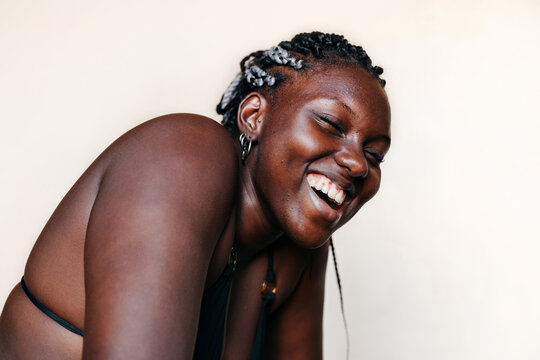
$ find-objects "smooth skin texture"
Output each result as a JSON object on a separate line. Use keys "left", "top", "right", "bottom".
{"left": 0, "top": 64, "right": 390, "bottom": 359}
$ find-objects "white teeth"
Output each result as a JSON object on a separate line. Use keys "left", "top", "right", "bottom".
{"left": 327, "top": 187, "right": 345, "bottom": 206}
{"left": 306, "top": 173, "right": 347, "bottom": 206}
{"left": 321, "top": 184, "right": 329, "bottom": 194}
{"left": 335, "top": 191, "right": 345, "bottom": 205}
{"left": 328, "top": 186, "right": 338, "bottom": 199}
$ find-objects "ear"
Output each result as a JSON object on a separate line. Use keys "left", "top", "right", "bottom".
{"left": 236, "top": 92, "right": 267, "bottom": 141}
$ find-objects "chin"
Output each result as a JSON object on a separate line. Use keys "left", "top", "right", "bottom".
{"left": 284, "top": 226, "right": 332, "bottom": 249}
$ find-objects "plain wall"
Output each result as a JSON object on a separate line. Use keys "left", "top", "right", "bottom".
{"left": 1, "top": 0, "right": 539, "bottom": 359}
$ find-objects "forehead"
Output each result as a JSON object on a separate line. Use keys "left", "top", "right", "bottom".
{"left": 274, "top": 64, "right": 390, "bottom": 130}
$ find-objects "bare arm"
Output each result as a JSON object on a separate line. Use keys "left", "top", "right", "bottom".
{"left": 82, "top": 115, "right": 237, "bottom": 359}
{"left": 263, "top": 242, "right": 329, "bottom": 360}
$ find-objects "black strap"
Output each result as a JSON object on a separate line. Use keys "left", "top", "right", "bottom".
{"left": 250, "top": 248, "right": 276, "bottom": 360}
{"left": 20, "top": 276, "right": 84, "bottom": 336}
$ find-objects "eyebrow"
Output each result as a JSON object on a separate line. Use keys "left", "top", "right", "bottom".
{"left": 371, "top": 134, "right": 391, "bottom": 144}
{"left": 323, "top": 98, "right": 391, "bottom": 144}
{"left": 325, "top": 97, "right": 354, "bottom": 115}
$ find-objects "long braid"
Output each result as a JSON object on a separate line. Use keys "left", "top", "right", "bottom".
{"left": 217, "top": 31, "right": 385, "bottom": 137}
{"left": 330, "top": 238, "right": 350, "bottom": 360}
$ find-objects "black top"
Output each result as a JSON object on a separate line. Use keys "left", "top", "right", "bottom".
{"left": 20, "top": 246, "right": 275, "bottom": 360}
{"left": 193, "top": 246, "right": 237, "bottom": 359}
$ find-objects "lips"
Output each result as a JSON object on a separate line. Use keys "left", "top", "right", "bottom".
{"left": 306, "top": 173, "right": 346, "bottom": 206}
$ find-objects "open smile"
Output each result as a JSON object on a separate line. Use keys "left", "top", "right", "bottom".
{"left": 305, "top": 172, "right": 348, "bottom": 223}
{"left": 307, "top": 173, "right": 346, "bottom": 206}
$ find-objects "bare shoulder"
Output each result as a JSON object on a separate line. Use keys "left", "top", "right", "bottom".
{"left": 99, "top": 113, "right": 238, "bottom": 199}
{"left": 107, "top": 113, "right": 237, "bottom": 172}
{"left": 93, "top": 112, "right": 239, "bottom": 246}
{"left": 138, "top": 113, "right": 235, "bottom": 148}
{"left": 81, "top": 115, "right": 240, "bottom": 358}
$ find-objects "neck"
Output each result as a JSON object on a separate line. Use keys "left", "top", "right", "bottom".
{"left": 234, "top": 159, "right": 283, "bottom": 266}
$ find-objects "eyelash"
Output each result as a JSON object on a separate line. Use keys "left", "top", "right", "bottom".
{"left": 365, "top": 151, "right": 385, "bottom": 164}
{"left": 315, "top": 113, "right": 385, "bottom": 164}
{"left": 317, "top": 114, "right": 343, "bottom": 134}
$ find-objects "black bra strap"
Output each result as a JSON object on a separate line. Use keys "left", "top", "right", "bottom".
{"left": 20, "top": 276, "right": 84, "bottom": 336}
{"left": 250, "top": 248, "right": 276, "bottom": 360}
{"left": 266, "top": 247, "right": 275, "bottom": 281}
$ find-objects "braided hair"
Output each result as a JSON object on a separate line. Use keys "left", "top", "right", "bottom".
{"left": 217, "top": 32, "right": 385, "bottom": 359}
{"left": 216, "top": 31, "right": 386, "bottom": 137}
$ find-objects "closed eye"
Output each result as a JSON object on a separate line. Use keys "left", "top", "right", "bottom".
{"left": 365, "top": 151, "right": 385, "bottom": 164}
{"left": 316, "top": 113, "right": 344, "bottom": 134}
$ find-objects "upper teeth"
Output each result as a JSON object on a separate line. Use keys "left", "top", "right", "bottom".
{"left": 306, "top": 173, "right": 346, "bottom": 206}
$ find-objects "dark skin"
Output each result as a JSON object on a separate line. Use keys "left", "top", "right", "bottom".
{"left": 0, "top": 64, "right": 390, "bottom": 359}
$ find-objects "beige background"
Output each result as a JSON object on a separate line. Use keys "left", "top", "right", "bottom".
{"left": 1, "top": 0, "right": 539, "bottom": 359}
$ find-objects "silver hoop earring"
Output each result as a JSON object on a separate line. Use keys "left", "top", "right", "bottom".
{"left": 239, "top": 132, "right": 252, "bottom": 163}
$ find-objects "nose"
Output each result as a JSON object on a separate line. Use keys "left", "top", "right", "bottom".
{"left": 334, "top": 147, "right": 369, "bottom": 178}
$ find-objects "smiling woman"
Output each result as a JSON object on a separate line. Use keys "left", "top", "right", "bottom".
{"left": 0, "top": 32, "right": 390, "bottom": 360}
{"left": 236, "top": 65, "right": 390, "bottom": 250}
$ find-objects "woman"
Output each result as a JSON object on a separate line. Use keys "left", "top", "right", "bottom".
{"left": 0, "top": 32, "right": 390, "bottom": 359}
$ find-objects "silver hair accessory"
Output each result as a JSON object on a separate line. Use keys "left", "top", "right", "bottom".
{"left": 245, "top": 65, "right": 275, "bottom": 87}
{"left": 264, "top": 46, "right": 304, "bottom": 69}
{"left": 239, "top": 132, "right": 252, "bottom": 163}
{"left": 243, "top": 46, "right": 303, "bottom": 88}
{"left": 218, "top": 45, "right": 304, "bottom": 115}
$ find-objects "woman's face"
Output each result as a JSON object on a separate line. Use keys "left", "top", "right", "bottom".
{"left": 250, "top": 64, "right": 391, "bottom": 248}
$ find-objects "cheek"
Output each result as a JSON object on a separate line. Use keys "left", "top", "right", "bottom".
{"left": 269, "top": 119, "right": 324, "bottom": 163}
{"left": 344, "top": 170, "right": 382, "bottom": 222}
{"left": 363, "top": 169, "right": 382, "bottom": 201}
{"left": 255, "top": 119, "right": 323, "bottom": 187}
